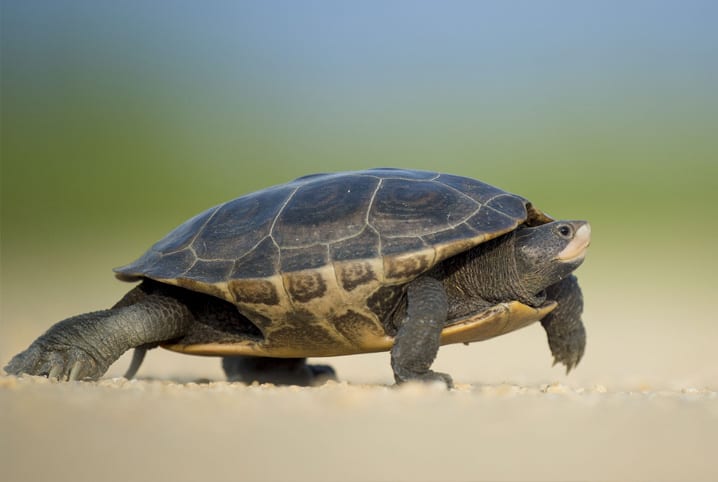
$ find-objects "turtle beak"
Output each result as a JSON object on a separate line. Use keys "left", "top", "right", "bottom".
{"left": 555, "top": 221, "right": 591, "bottom": 263}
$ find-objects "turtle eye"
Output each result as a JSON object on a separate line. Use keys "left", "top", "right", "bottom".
{"left": 557, "top": 224, "right": 573, "bottom": 239}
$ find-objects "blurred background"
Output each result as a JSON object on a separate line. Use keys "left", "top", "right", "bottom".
{"left": 2, "top": 0, "right": 716, "bottom": 387}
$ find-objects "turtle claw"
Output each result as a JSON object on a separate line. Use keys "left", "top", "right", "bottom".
{"left": 551, "top": 339, "right": 584, "bottom": 374}
{"left": 69, "top": 361, "right": 84, "bottom": 381}
{"left": 4, "top": 342, "right": 106, "bottom": 381}
{"left": 425, "top": 371, "right": 454, "bottom": 389}
{"left": 48, "top": 365, "right": 63, "bottom": 380}
{"left": 395, "top": 370, "right": 454, "bottom": 389}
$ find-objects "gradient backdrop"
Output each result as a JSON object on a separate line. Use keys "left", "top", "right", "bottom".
{"left": 2, "top": 1, "right": 716, "bottom": 386}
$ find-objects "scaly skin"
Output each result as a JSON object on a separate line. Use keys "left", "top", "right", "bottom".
{"left": 4, "top": 285, "right": 193, "bottom": 381}
{"left": 541, "top": 275, "right": 586, "bottom": 373}
{"left": 391, "top": 276, "right": 453, "bottom": 388}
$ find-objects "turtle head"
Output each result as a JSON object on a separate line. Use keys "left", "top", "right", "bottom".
{"left": 512, "top": 220, "right": 591, "bottom": 295}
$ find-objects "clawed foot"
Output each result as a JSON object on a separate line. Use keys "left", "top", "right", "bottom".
{"left": 4, "top": 343, "right": 107, "bottom": 381}
{"left": 548, "top": 325, "right": 586, "bottom": 374}
{"left": 542, "top": 275, "right": 586, "bottom": 374}
{"left": 394, "top": 370, "right": 454, "bottom": 389}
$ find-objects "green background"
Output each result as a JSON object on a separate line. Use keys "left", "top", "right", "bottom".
{"left": 2, "top": 1, "right": 716, "bottom": 384}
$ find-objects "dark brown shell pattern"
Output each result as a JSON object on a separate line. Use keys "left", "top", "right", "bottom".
{"left": 115, "top": 168, "right": 550, "bottom": 354}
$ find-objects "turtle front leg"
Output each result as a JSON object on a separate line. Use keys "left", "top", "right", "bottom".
{"left": 541, "top": 275, "right": 586, "bottom": 373}
{"left": 4, "top": 284, "right": 194, "bottom": 381}
{"left": 391, "top": 276, "right": 452, "bottom": 388}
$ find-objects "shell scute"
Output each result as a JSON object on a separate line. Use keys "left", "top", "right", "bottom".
{"left": 280, "top": 244, "right": 328, "bottom": 273}
{"left": 272, "top": 175, "right": 378, "bottom": 247}
{"left": 484, "top": 193, "right": 530, "bottom": 220}
{"left": 336, "top": 261, "right": 378, "bottom": 292}
{"left": 435, "top": 173, "right": 507, "bottom": 204}
{"left": 283, "top": 271, "right": 328, "bottom": 303}
{"left": 465, "top": 204, "right": 521, "bottom": 234}
{"left": 230, "top": 237, "right": 278, "bottom": 279}
{"left": 329, "top": 227, "right": 381, "bottom": 262}
{"left": 147, "top": 249, "right": 195, "bottom": 280}
{"left": 383, "top": 249, "right": 436, "bottom": 282}
{"left": 421, "top": 222, "right": 479, "bottom": 246}
{"left": 153, "top": 206, "right": 221, "bottom": 254}
{"left": 193, "top": 187, "right": 290, "bottom": 259}
{"left": 229, "top": 278, "right": 281, "bottom": 306}
{"left": 380, "top": 235, "right": 428, "bottom": 256}
{"left": 184, "top": 260, "right": 234, "bottom": 284}
{"left": 369, "top": 179, "right": 478, "bottom": 236}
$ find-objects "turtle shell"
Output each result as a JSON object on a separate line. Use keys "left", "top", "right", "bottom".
{"left": 115, "top": 168, "right": 554, "bottom": 357}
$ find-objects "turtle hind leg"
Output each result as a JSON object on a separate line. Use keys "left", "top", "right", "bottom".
{"left": 222, "top": 356, "right": 337, "bottom": 386}
{"left": 4, "top": 282, "right": 194, "bottom": 381}
{"left": 541, "top": 275, "right": 586, "bottom": 373}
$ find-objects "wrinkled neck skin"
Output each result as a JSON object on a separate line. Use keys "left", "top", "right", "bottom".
{"left": 439, "top": 232, "right": 547, "bottom": 309}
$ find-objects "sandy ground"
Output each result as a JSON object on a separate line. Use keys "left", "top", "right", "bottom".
{"left": 2, "top": 323, "right": 716, "bottom": 482}
{"left": 2, "top": 251, "right": 717, "bottom": 482}
{"left": 1, "top": 371, "right": 715, "bottom": 482}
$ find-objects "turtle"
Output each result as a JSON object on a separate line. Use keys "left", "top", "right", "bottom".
{"left": 5, "top": 168, "right": 590, "bottom": 387}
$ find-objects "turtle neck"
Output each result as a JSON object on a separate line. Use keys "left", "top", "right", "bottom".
{"left": 437, "top": 232, "right": 547, "bottom": 312}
